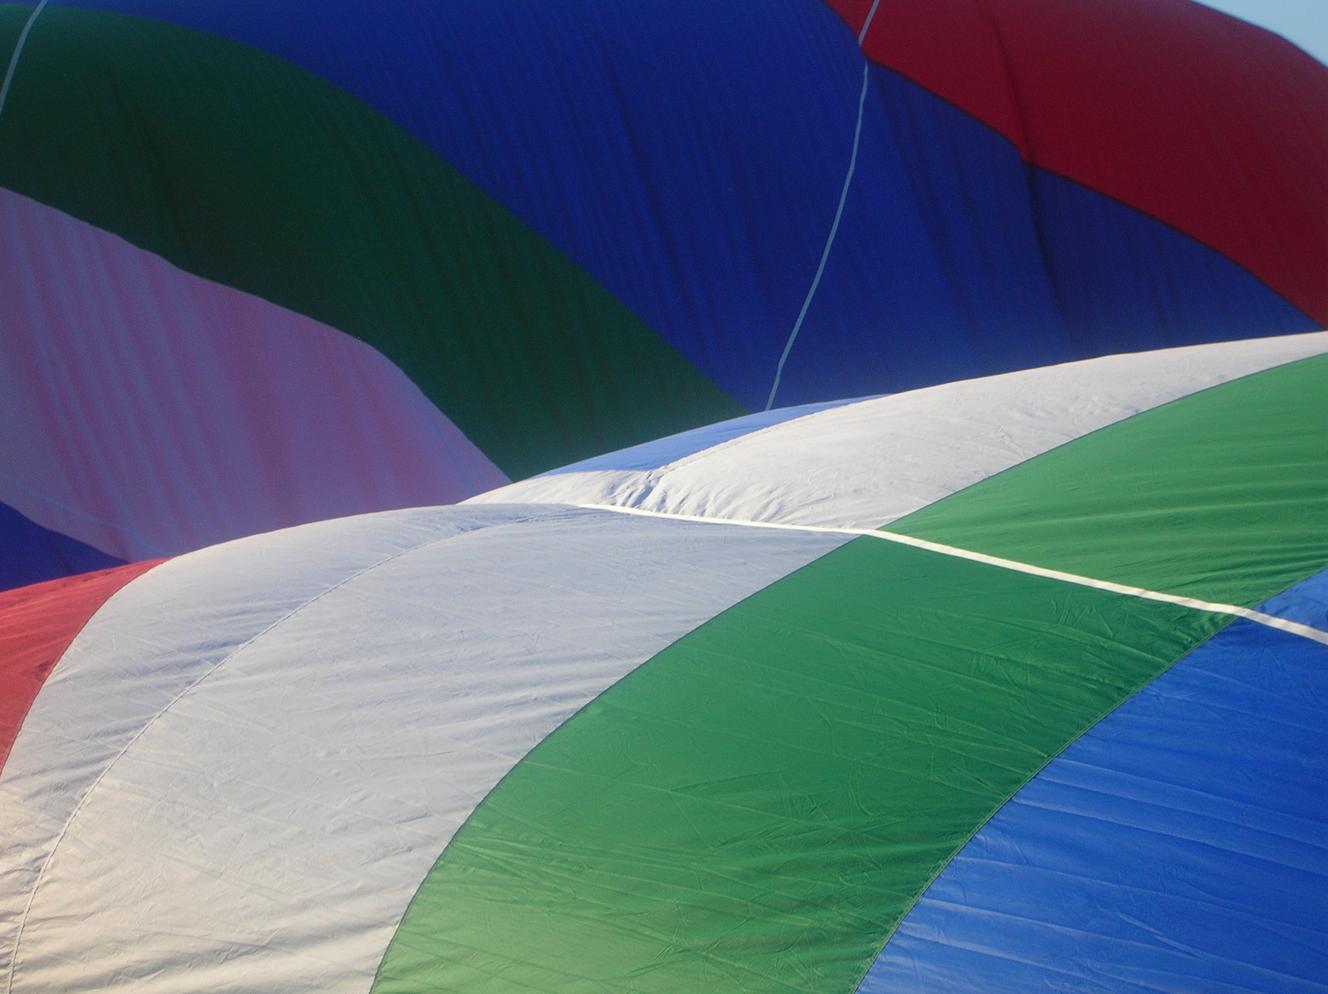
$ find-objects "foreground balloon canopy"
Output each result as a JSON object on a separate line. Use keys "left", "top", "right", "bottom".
{"left": 3, "top": 333, "right": 1327, "bottom": 991}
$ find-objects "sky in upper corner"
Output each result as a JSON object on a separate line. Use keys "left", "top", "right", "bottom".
{"left": 1195, "top": 0, "right": 1328, "bottom": 66}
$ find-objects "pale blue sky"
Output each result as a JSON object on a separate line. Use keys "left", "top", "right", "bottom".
{"left": 1195, "top": 0, "right": 1328, "bottom": 65}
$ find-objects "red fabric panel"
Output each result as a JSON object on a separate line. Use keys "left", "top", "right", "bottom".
{"left": 823, "top": 0, "right": 871, "bottom": 37}
{"left": 824, "top": 0, "right": 1328, "bottom": 324}
{"left": 0, "top": 560, "right": 161, "bottom": 772}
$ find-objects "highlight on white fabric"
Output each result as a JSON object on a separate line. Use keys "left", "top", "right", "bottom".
{"left": 473, "top": 332, "right": 1328, "bottom": 531}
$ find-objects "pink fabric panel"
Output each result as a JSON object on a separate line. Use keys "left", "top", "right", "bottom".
{"left": 0, "top": 189, "right": 507, "bottom": 561}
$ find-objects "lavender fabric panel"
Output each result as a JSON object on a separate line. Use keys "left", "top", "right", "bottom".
{"left": 0, "top": 189, "right": 507, "bottom": 561}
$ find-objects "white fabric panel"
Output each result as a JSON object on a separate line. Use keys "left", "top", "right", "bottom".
{"left": 470, "top": 332, "right": 1328, "bottom": 529}
{"left": 1, "top": 505, "right": 844, "bottom": 994}
{"left": 0, "top": 504, "right": 548, "bottom": 991}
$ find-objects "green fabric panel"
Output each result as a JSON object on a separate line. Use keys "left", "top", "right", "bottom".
{"left": 892, "top": 354, "right": 1328, "bottom": 606}
{"left": 0, "top": 4, "right": 28, "bottom": 62}
{"left": 371, "top": 538, "right": 1221, "bottom": 993}
{"left": 0, "top": 5, "right": 742, "bottom": 478}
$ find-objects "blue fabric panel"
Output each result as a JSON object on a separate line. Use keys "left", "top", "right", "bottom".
{"left": 59, "top": 0, "right": 1306, "bottom": 411}
{"left": 62, "top": 2, "right": 1314, "bottom": 412}
{"left": 65, "top": 0, "right": 867, "bottom": 409}
{"left": 771, "top": 64, "right": 1314, "bottom": 403}
{"left": 858, "top": 610, "right": 1328, "bottom": 993}
{"left": 0, "top": 500, "right": 123, "bottom": 591}
{"left": 769, "top": 62, "right": 1067, "bottom": 403}
{"left": 541, "top": 396, "right": 865, "bottom": 474}
{"left": 1029, "top": 168, "right": 1317, "bottom": 356}
{"left": 1259, "top": 567, "right": 1328, "bottom": 632}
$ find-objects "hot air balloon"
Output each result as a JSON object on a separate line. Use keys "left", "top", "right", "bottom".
{"left": 1, "top": 0, "right": 1324, "bottom": 587}
{"left": 3, "top": 330, "right": 1327, "bottom": 991}
{"left": 2, "top": 0, "right": 1326, "bottom": 990}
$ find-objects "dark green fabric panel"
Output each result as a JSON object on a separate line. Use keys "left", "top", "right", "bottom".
{"left": 372, "top": 538, "right": 1221, "bottom": 993}
{"left": 0, "top": 3, "right": 28, "bottom": 56}
{"left": 0, "top": 5, "right": 742, "bottom": 478}
{"left": 893, "top": 354, "right": 1328, "bottom": 606}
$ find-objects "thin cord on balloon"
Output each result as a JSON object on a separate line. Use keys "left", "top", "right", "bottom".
{"left": 765, "top": 62, "right": 870, "bottom": 412}
{"left": 0, "top": 0, "right": 50, "bottom": 124}
{"left": 765, "top": 0, "right": 882, "bottom": 411}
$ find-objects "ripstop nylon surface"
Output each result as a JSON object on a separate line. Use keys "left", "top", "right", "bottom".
{"left": 0, "top": 187, "right": 507, "bottom": 564}
{"left": 861, "top": 596, "right": 1328, "bottom": 993}
{"left": 0, "top": 4, "right": 1321, "bottom": 989}
{"left": 473, "top": 333, "right": 1328, "bottom": 532}
{"left": 0, "top": 560, "right": 158, "bottom": 772}
{"left": 0, "top": 507, "right": 846, "bottom": 993}
{"left": 1, "top": 0, "right": 1319, "bottom": 588}
{"left": 0, "top": 501, "right": 121, "bottom": 591}
{"left": 375, "top": 349, "right": 1328, "bottom": 991}
{"left": 828, "top": 0, "right": 1328, "bottom": 324}
{"left": 371, "top": 538, "right": 1222, "bottom": 993}
{"left": 893, "top": 353, "right": 1328, "bottom": 606}
{"left": 0, "top": 5, "right": 741, "bottom": 481}
{"left": 54, "top": 0, "right": 1318, "bottom": 409}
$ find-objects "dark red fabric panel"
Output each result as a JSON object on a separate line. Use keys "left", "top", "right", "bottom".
{"left": 825, "top": 0, "right": 1328, "bottom": 324}
{"left": 0, "top": 560, "right": 161, "bottom": 772}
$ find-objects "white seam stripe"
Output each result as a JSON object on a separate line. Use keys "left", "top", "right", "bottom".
{"left": 573, "top": 503, "right": 1328, "bottom": 647}
{"left": 765, "top": 60, "right": 871, "bottom": 411}
{"left": 0, "top": 0, "right": 48, "bottom": 123}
